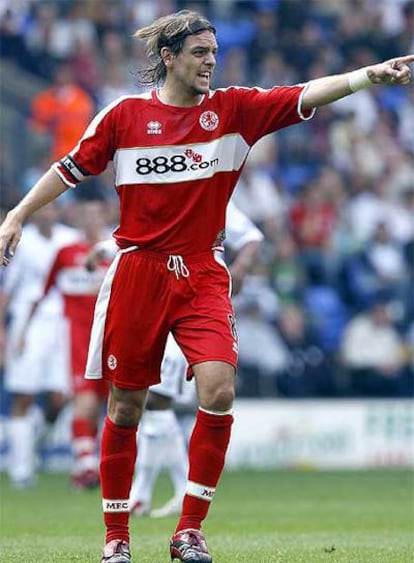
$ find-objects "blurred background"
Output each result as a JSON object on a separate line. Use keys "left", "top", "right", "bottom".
{"left": 0, "top": 0, "right": 413, "bottom": 472}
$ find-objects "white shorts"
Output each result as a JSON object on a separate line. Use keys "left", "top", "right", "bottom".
{"left": 149, "top": 334, "right": 187, "bottom": 399}
{"left": 5, "top": 308, "right": 71, "bottom": 395}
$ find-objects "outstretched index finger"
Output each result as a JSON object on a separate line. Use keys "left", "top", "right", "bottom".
{"left": 394, "top": 54, "right": 414, "bottom": 65}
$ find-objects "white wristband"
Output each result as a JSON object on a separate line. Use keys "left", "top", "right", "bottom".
{"left": 348, "top": 68, "right": 372, "bottom": 93}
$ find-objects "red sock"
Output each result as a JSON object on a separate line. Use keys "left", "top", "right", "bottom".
{"left": 100, "top": 417, "right": 137, "bottom": 544}
{"left": 175, "top": 408, "right": 233, "bottom": 533}
{"left": 72, "top": 417, "right": 97, "bottom": 472}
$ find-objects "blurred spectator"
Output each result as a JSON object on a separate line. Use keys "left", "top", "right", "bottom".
{"left": 346, "top": 178, "right": 390, "bottom": 244}
{"left": 366, "top": 221, "right": 407, "bottom": 290}
{"left": 236, "top": 300, "right": 287, "bottom": 397}
{"left": 248, "top": 10, "right": 280, "bottom": 75}
{"left": 341, "top": 297, "right": 407, "bottom": 397}
{"left": 268, "top": 232, "right": 305, "bottom": 305}
{"left": 402, "top": 322, "right": 414, "bottom": 396}
{"left": 289, "top": 173, "right": 340, "bottom": 289}
{"left": 69, "top": 34, "right": 101, "bottom": 98}
{"left": 275, "top": 304, "right": 334, "bottom": 397}
{"left": 303, "top": 261, "right": 348, "bottom": 353}
{"left": 289, "top": 179, "right": 337, "bottom": 252}
{"left": 0, "top": 3, "right": 31, "bottom": 67}
{"left": 343, "top": 219, "right": 408, "bottom": 314}
{"left": 25, "top": 1, "right": 98, "bottom": 67}
{"left": 255, "top": 51, "right": 297, "bottom": 89}
{"left": 216, "top": 47, "right": 250, "bottom": 87}
{"left": 29, "top": 63, "right": 95, "bottom": 162}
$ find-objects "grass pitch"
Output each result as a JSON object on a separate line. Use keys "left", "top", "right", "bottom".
{"left": 0, "top": 469, "right": 413, "bottom": 562}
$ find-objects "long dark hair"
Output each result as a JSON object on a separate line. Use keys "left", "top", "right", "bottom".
{"left": 134, "top": 10, "right": 216, "bottom": 86}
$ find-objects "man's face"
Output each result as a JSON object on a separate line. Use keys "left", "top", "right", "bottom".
{"left": 168, "top": 31, "right": 218, "bottom": 95}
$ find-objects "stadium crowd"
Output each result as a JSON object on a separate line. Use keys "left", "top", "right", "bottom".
{"left": 1, "top": 0, "right": 413, "bottom": 399}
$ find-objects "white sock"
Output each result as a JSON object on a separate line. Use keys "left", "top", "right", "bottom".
{"left": 164, "top": 420, "right": 188, "bottom": 500}
{"left": 129, "top": 431, "right": 162, "bottom": 506}
{"left": 129, "top": 409, "right": 189, "bottom": 507}
{"left": 8, "top": 415, "right": 36, "bottom": 482}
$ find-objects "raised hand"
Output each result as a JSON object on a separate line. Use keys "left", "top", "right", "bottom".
{"left": 367, "top": 55, "right": 414, "bottom": 86}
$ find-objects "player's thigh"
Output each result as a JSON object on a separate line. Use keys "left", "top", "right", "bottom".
{"left": 173, "top": 257, "right": 238, "bottom": 375}
{"left": 98, "top": 253, "right": 172, "bottom": 390}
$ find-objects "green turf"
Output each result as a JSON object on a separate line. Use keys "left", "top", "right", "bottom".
{"left": 0, "top": 469, "right": 413, "bottom": 562}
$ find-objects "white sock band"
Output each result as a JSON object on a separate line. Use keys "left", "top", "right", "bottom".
{"left": 198, "top": 406, "right": 233, "bottom": 416}
{"left": 348, "top": 68, "right": 372, "bottom": 93}
{"left": 186, "top": 481, "right": 215, "bottom": 502}
{"left": 102, "top": 499, "right": 130, "bottom": 512}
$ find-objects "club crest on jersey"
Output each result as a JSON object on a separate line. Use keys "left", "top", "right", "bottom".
{"left": 147, "top": 121, "right": 162, "bottom": 135}
{"left": 107, "top": 354, "right": 117, "bottom": 370}
{"left": 199, "top": 111, "right": 219, "bottom": 131}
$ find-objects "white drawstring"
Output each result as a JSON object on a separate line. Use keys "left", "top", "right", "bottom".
{"left": 167, "top": 255, "right": 190, "bottom": 279}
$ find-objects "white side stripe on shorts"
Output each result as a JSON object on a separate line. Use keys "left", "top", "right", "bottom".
{"left": 102, "top": 499, "right": 130, "bottom": 513}
{"left": 186, "top": 481, "right": 215, "bottom": 502}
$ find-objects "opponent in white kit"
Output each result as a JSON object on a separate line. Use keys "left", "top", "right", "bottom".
{"left": 0, "top": 203, "right": 78, "bottom": 487}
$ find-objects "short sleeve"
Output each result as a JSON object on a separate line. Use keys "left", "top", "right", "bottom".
{"left": 232, "top": 85, "right": 315, "bottom": 146}
{"left": 52, "top": 98, "right": 121, "bottom": 188}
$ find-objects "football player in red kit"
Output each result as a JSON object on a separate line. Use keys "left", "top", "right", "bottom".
{"left": 1, "top": 9, "right": 413, "bottom": 563}
{"left": 19, "top": 200, "right": 110, "bottom": 489}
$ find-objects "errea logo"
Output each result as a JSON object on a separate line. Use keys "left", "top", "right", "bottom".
{"left": 147, "top": 120, "right": 162, "bottom": 135}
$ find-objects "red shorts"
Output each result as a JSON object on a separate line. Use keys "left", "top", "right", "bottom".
{"left": 85, "top": 249, "right": 238, "bottom": 390}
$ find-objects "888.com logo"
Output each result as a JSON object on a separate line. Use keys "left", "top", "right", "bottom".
{"left": 135, "top": 149, "right": 219, "bottom": 175}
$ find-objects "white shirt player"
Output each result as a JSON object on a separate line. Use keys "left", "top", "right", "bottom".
{"left": 4, "top": 221, "right": 79, "bottom": 395}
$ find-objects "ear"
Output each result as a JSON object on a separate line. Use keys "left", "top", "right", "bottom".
{"left": 160, "top": 46, "right": 174, "bottom": 68}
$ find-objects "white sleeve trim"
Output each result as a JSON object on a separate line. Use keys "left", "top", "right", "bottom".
{"left": 298, "top": 83, "right": 316, "bottom": 121}
{"left": 51, "top": 163, "right": 76, "bottom": 188}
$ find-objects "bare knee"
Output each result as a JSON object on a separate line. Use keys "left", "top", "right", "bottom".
{"left": 200, "top": 384, "right": 235, "bottom": 412}
{"left": 194, "top": 362, "right": 236, "bottom": 412}
{"left": 107, "top": 384, "right": 147, "bottom": 426}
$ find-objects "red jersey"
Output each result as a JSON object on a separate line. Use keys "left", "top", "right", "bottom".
{"left": 53, "top": 86, "right": 313, "bottom": 255}
{"left": 44, "top": 241, "right": 109, "bottom": 376}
